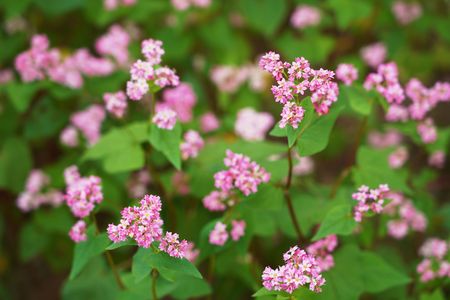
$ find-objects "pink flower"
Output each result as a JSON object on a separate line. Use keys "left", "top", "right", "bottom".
{"left": 200, "top": 112, "right": 220, "bottom": 133}
{"left": 95, "top": 24, "right": 130, "bottom": 65}
{"left": 279, "top": 102, "right": 305, "bottom": 129}
{"left": 392, "top": 1, "right": 422, "bottom": 25}
{"left": 420, "top": 238, "right": 448, "bottom": 260}
{"left": 306, "top": 235, "right": 338, "bottom": 271}
{"left": 417, "top": 118, "right": 437, "bottom": 144}
{"left": 154, "top": 67, "right": 179, "bottom": 88}
{"left": 127, "top": 169, "right": 151, "bottom": 198}
{"left": 352, "top": 184, "right": 390, "bottom": 222}
{"left": 0, "top": 69, "right": 13, "bottom": 84}
{"left": 209, "top": 222, "right": 229, "bottom": 246}
{"left": 185, "top": 242, "right": 200, "bottom": 262}
{"left": 60, "top": 126, "right": 79, "bottom": 147}
{"left": 104, "top": 91, "right": 127, "bottom": 118}
{"left": 65, "top": 172, "right": 103, "bottom": 218}
{"left": 290, "top": 5, "right": 321, "bottom": 29}
{"left": 159, "top": 232, "right": 189, "bottom": 258}
{"left": 262, "top": 246, "right": 325, "bottom": 294}
{"left": 71, "top": 104, "right": 106, "bottom": 145}
{"left": 25, "top": 169, "right": 49, "bottom": 194}
{"left": 364, "top": 62, "right": 405, "bottom": 104}
{"left": 388, "top": 146, "right": 409, "bottom": 169}
{"left": 104, "top": 0, "right": 136, "bottom": 10}
{"left": 152, "top": 107, "right": 177, "bottom": 130}
{"left": 64, "top": 165, "right": 81, "bottom": 186}
{"left": 130, "top": 60, "right": 155, "bottom": 81}
{"left": 368, "top": 130, "right": 403, "bottom": 148}
{"left": 172, "top": 171, "right": 190, "bottom": 195}
{"left": 235, "top": 108, "right": 274, "bottom": 141}
{"left": 293, "top": 155, "right": 314, "bottom": 176}
{"left": 210, "top": 65, "right": 248, "bottom": 93}
{"left": 69, "top": 220, "right": 87, "bottom": 243}
{"left": 428, "top": 151, "right": 445, "bottom": 169}
{"left": 361, "top": 43, "right": 387, "bottom": 68}
{"left": 416, "top": 238, "right": 450, "bottom": 282}
{"left": 162, "top": 83, "right": 197, "bottom": 123}
{"left": 336, "top": 63, "right": 358, "bottom": 85}
{"left": 203, "top": 191, "right": 228, "bottom": 211}
{"left": 386, "top": 104, "right": 409, "bottom": 122}
{"left": 230, "top": 220, "right": 246, "bottom": 241}
{"left": 180, "top": 130, "right": 204, "bottom": 160}
{"left": 127, "top": 79, "right": 149, "bottom": 101}
{"left": 387, "top": 220, "right": 409, "bottom": 239}
{"left": 141, "top": 39, "right": 164, "bottom": 66}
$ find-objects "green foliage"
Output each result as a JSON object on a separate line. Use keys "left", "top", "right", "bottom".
{"left": 238, "top": 0, "right": 287, "bottom": 37}
{"left": 148, "top": 123, "right": 182, "bottom": 170}
{"left": 0, "top": 137, "right": 32, "bottom": 193}
{"left": 312, "top": 204, "right": 356, "bottom": 241}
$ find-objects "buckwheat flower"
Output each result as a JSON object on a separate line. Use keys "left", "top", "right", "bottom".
{"left": 203, "top": 191, "right": 228, "bottom": 211}
{"left": 17, "top": 192, "right": 38, "bottom": 212}
{"left": 159, "top": 232, "right": 189, "bottom": 258}
{"left": 172, "top": 171, "right": 190, "bottom": 195}
{"left": 306, "top": 235, "right": 338, "bottom": 271}
{"left": 293, "top": 155, "right": 314, "bottom": 176}
{"left": 127, "top": 169, "right": 151, "bottom": 198}
{"left": 171, "top": 0, "right": 190, "bottom": 10}
{"left": 235, "top": 108, "right": 274, "bottom": 141}
{"left": 103, "top": 91, "right": 127, "bottom": 118}
{"left": 65, "top": 174, "right": 103, "bottom": 218}
{"left": 361, "top": 43, "right": 387, "bottom": 68}
{"left": 416, "top": 238, "right": 450, "bottom": 282}
{"left": 141, "top": 39, "right": 164, "bottom": 66}
{"left": 154, "top": 67, "right": 179, "bottom": 88}
{"left": 69, "top": 220, "right": 87, "bottom": 243}
{"left": 387, "top": 220, "right": 409, "bottom": 239}
{"left": 429, "top": 151, "right": 446, "bottom": 169}
{"left": 209, "top": 222, "right": 229, "bottom": 246}
{"left": 386, "top": 104, "right": 409, "bottom": 122}
{"left": 126, "top": 78, "right": 149, "bottom": 101}
{"left": 388, "top": 146, "right": 409, "bottom": 169}
{"left": 279, "top": 102, "right": 305, "bottom": 129}
{"left": 162, "top": 83, "right": 197, "bottom": 123}
{"left": 417, "top": 118, "right": 437, "bottom": 144}
{"left": 352, "top": 184, "right": 390, "bottom": 222}
{"left": 262, "top": 246, "right": 325, "bottom": 294}
{"left": 25, "top": 169, "right": 50, "bottom": 194}
{"left": 290, "top": 5, "right": 321, "bottom": 29}
{"left": 64, "top": 165, "right": 81, "bottom": 186}
{"left": 431, "top": 81, "right": 450, "bottom": 102}
{"left": 211, "top": 65, "right": 248, "bottom": 93}
{"left": 180, "top": 130, "right": 204, "bottom": 160}
{"left": 71, "top": 104, "right": 106, "bottom": 145}
{"left": 130, "top": 59, "right": 155, "bottom": 81}
{"left": 95, "top": 24, "right": 130, "bottom": 65}
{"left": 392, "top": 1, "right": 422, "bottom": 25}
{"left": 336, "top": 63, "right": 358, "bottom": 86}
{"left": 192, "top": 0, "right": 211, "bottom": 7}
{"left": 104, "top": 0, "right": 136, "bottom": 10}
{"left": 365, "top": 62, "right": 405, "bottom": 105}
{"left": 420, "top": 238, "right": 448, "bottom": 260}
{"left": 200, "top": 112, "right": 220, "bottom": 133}
{"left": 185, "top": 242, "right": 200, "bottom": 262}
{"left": 259, "top": 51, "right": 283, "bottom": 80}
{"left": 231, "top": 220, "right": 246, "bottom": 241}
{"left": 368, "top": 130, "right": 403, "bottom": 148}
{"left": 107, "top": 194, "right": 164, "bottom": 248}
{"left": 152, "top": 107, "right": 177, "bottom": 130}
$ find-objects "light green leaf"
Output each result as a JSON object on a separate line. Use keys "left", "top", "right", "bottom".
{"left": 148, "top": 123, "right": 181, "bottom": 170}
{"left": 327, "top": 0, "right": 372, "bottom": 29}
{"left": 5, "top": 81, "right": 40, "bottom": 112}
{"left": 239, "top": 0, "right": 287, "bottom": 37}
{"left": 340, "top": 85, "right": 374, "bottom": 115}
{"left": 105, "top": 240, "right": 137, "bottom": 250}
{"left": 312, "top": 204, "right": 356, "bottom": 241}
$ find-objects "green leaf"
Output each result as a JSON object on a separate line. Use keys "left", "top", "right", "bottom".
{"left": 5, "top": 81, "right": 40, "bottom": 112}
{"left": 297, "top": 106, "right": 343, "bottom": 156}
{"left": 148, "top": 123, "right": 182, "bottom": 170}
{"left": 20, "top": 223, "right": 49, "bottom": 261}
{"left": 33, "top": 0, "right": 85, "bottom": 15}
{"left": 239, "top": 0, "right": 287, "bottom": 37}
{"left": 420, "top": 289, "right": 445, "bottom": 300}
{"left": 340, "top": 85, "right": 374, "bottom": 115}
{"left": 132, "top": 248, "right": 202, "bottom": 283}
{"left": 69, "top": 227, "right": 110, "bottom": 280}
{"left": 105, "top": 240, "right": 137, "bottom": 250}
{"left": 0, "top": 138, "right": 32, "bottom": 193}
{"left": 327, "top": 0, "right": 372, "bottom": 29}
{"left": 312, "top": 204, "right": 356, "bottom": 241}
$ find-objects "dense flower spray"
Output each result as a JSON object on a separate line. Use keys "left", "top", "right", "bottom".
{"left": 388, "top": 146, "right": 409, "bottom": 169}
{"left": 352, "top": 184, "right": 390, "bottom": 222}
{"left": 290, "top": 5, "right": 321, "bottom": 29}
{"left": 262, "top": 246, "right": 326, "bottom": 293}
{"left": 200, "top": 112, "right": 220, "bottom": 133}
{"left": 416, "top": 238, "right": 450, "bottom": 282}
{"left": 306, "top": 235, "right": 338, "bottom": 272}
{"left": 180, "top": 130, "right": 204, "bottom": 160}
{"left": 364, "top": 62, "right": 405, "bottom": 104}
{"left": 234, "top": 107, "right": 274, "bottom": 141}
{"left": 360, "top": 42, "right": 387, "bottom": 68}
{"left": 335, "top": 63, "right": 358, "bottom": 86}
{"left": 259, "top": 51, "right": 339, "bottom": 128}
{"left": 95, "top": 24, "right": 130, "bottom": 65}
{"left": 104, "top": 91, "right": 128, "bottom": 118}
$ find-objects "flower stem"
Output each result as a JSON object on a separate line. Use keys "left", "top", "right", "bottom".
{"left": 284, "top": 147, "right": 304, "bottom": 243}
{"left": 151, "top": 269, "right": 158, "bottom": 300}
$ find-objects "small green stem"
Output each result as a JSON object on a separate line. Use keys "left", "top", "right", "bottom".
{"left": 151, "top": 269, "right": 158, "bottom": 300}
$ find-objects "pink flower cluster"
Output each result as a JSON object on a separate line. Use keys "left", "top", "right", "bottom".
{"left": 209, "top": 220, "right": 246, "bottom": 246}
{"left": 383, "top": 192, "right": 427, "bottom": 239}
{"left": 17, "top": 170, "right": 64, "bottom": 212}
{"left": 171, "top": 0, "right": 211, "bottom": 10}
{"left": 210, "top": 64, "right": 267, "bottom": 93}
{"left": 392, "top": 1, "right": 422, "bottom": 25}
{"left": 364, "top": 62, "right": 404, "bottom": 104}
{"left": 152, "top": 107, "right": 178, "bottom": 130}
{"left": 262, "top": 246, "right": 326, "bottom": 294}
{"left": 352, "top": 184, "right": 390, "bottom": 222}
{"left": 360, "top": 42, "right": 387, "bottom": 68}
{"left": 160, "top": 83, "right": 197, "bottom": 123}
{"left": 388, "top": 146, "right": 409, "bottom": 169}
{"left": 406, "top": 79, "right": 450, "bottom": 120}
{"left": 15, "top": 34, "right": 114, "bottom": 88}
{"left": 108, "top": 194, "right": 192, "bottom": 258}
{"left": 368, "top": 130, "right": 403, "bottom": 149}
{"left": 185, "top": 241, "right": 200, "bottom": 262}
{"left": 306, "top": 235, "right": 338, "bottom": 272}
{"left": 61, "top": 104, "right": 106, "bottom": 147}
{"left": 417, "top": 118, "right": 437, "bottom": 144}
{"left": 428, "top": 151, "right": 446, "bottom": 169}
{"left": 172, "top": 171, "right": 190, "bottom": 195}
{"left": 127, "top": 169, "right": 151, "bottom": 198}
{"left": 126, "top": 38, "right": 179, "bottom": 101}
{"left": 64, "top": 166, "right": 103, "bottom": 219}
{"left": 203, "top": 150, "right": 270, "bottom": 212}
{"left": 180, "top": 130, "right": 204, "bottom": 160}
{"left": 335, "top": 63, "right": 358, "bottom": 86}
{"left": 200, "top": 112, "right": 220, "bottom": 133}
{"left": 104, "top": 0, "right": 136, "bottom": 10}
{"left": 259, "top": 52, "right": 339, "bottom": 128}
{"left": 292, "top": 155, "right": 315, "bottom": 176}
{"left": 95, "top": 25, "right": 130, "bottom": 65}
{"left": 104, "top": 91, "right": 127, "bottom": 118}
{"left": 417, "top": 238, "right": 450, "bottom": 282}
{"left": 69, "top": 220, "right": 87, "bottom": 243}
{"left": 234, "top": 107, "right": 274, "bottom": 141}
{"left": 290, "top": 5, "right": 321, "bottom": 29}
